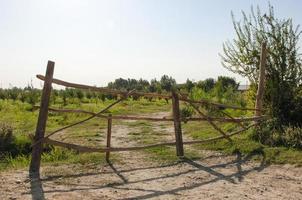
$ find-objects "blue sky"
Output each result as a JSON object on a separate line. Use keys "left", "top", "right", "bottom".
{"left": 0, "top": 0, "right": 301, "bottom": 88}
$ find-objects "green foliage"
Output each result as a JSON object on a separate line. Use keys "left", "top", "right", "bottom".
{"left": 221, "top": 3, "right": 302, "bottom": 146}
{"left": 106, "top": 75, "right": 176, "bottom": 93}
{"left": 283, "top": 126, "right": 302, "bottom": 149}
{"left": 0, "top": 123, "right": 32, "bottom": 159}
{"left": 160, "top": 75, "right": 176, "bottom": 92}
{"left": 196, "top": 78, "right": 215, "bottom": 92}
{"left": 0, "top": 123, "right": 14, "bottom": 156}
{"left": 189, "top": 86, "right": 210, "bottom": 100}
{"left": 185, "top": 77, "right": 246, "bottom": 118}
{"left": 180, "top": 106, "right": 194, "bottom": 119}
{"left": 183, "top": 121, "right": 302, "bottom": 165}
{"left": 252, "top": 121, "right": 302, "bottom": 149}
{"left": 185, "top": 79, "right": 194, "bottom": 92}
{"left": 217, "top": 76, "right": 239, "bottom": 91}
{"left": 221, "top": 4, "right": 302, "bottom": 83}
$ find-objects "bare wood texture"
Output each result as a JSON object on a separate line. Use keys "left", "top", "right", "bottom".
{"left": 39, "top": 106, "right": 267, "bottom": 122}
{"left": 44, "top": 138, "right": 177, "bottom": 152}
{"left": 106, "top": 114, "right": 112, "bottom": 162}
{"left": 31, "top": 90, "right": 136, "bottom": 147}
{"left": 184, "top": 116, "right": 266, "bottom": 122}
{"left": 29, "top": 61, "right": 55, "bottom": 178}
{"left": 180, "top": 97, "right": 260, "bottom": 111}
{"left": 172, "top": 91, "right": 184, "bottom": 157}
{"left": 255, "top": 42, "right": 267, "bottom": 116}
{"left": 37, "top": 74, "right": 172, "bottom": 99}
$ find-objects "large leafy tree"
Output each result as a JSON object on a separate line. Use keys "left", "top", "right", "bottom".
{"left": 220, "top": 4, "right": 302, "bottom": 127}
{"left": 221, "top": 4, "right": 302, "bottom": 84}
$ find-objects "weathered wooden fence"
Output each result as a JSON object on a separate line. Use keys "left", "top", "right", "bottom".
{"left": 29, "top": 44, "right": 267, "bottom": 178}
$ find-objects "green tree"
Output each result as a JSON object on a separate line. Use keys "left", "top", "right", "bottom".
{"left": 185, "top": 79, "right": 195, "bottom": 92}
{"left": 196, "top": 78, "right": 215, "bottom": 92}
{"left": 220, "top": 4, "right": 302, "bottom": 127}
{"left": 216, "top": 76, "right": 239, "bottom": 92}
{"left": 160, "top": 75, "right": 176, "bottom": 92}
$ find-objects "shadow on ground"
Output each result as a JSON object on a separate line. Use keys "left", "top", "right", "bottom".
{"left": 28, "top": 148, "right": 268, "bottom": 200}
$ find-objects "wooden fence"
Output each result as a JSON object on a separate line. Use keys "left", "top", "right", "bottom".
{"left": 29, "top": 44, "right": 267, "bottom": 178}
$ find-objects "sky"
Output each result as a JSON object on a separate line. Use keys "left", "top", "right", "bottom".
{"left": 0, "top": 0, "right": 301, "bottom": 88}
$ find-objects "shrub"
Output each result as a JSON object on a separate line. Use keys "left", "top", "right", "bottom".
{"left": 0, "top": 123, "right": 14, "bottom": 156}
{"left": 283, "top": 126, "right": 302, "bottom": 149}
{"left": 252, "top": 121, "right": 302, "bottom": 149}
{"left": 0, "top": 123, "right": 32, "bottom": 158}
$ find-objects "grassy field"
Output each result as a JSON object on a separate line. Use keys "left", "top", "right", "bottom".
{"left": 1, "top": 97, "right": 302, "bottom": 172}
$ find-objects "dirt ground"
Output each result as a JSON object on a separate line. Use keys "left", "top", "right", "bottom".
{"left": 1, "top": 113, "right": 302, "bottom": 200}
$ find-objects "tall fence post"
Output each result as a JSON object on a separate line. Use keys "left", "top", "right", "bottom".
{"left": 172, "top": 91, "right": 184, "bottom": 157}
{"left": 106, "top": 114, "right": 112, "bottom": 162}
{"left": 29, "top": 61, "right": 55, "bottom": 178}
{"left": 255, "top": 42, "right": 267, "bottom": 116}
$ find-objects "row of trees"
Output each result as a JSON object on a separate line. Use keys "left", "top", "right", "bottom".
{"left": 108, "top": 75, "right": 239, "bottom": 93}
{"left": 0, "top": 75, "right": 240, "bottom": 105}
{"left": 107, "top": 75, "right": 176, "bottom": 93}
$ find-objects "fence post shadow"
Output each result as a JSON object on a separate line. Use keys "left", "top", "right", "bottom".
{"left": 107, "top": 160, "right": 128, "bottom": 183}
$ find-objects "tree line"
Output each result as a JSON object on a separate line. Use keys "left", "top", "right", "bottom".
{"left": 0, "top": 75, "right": 240, "bottom": 105}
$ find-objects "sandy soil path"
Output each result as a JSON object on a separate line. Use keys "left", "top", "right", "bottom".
{"left": 1, "top": 112, "right": 302, "bottom": 200}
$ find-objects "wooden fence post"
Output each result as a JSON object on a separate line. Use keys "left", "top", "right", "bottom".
{"left": 29, "top": 61, "right": 55, "bottom": 178}
{"left": 255, "top": 42, "right": 267, "bottom": 116}
{"left": 106, "top": 114, "right": 112, "bottom": 162}
{"left": 172, "top": 91, "right": 184, "bottom": 157}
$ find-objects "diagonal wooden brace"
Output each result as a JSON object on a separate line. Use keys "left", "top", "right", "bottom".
{"left": 31, "top": 89, "right": 136, "bottom": 148}
{"left": 220, "top": 110, "right": 247, "bottom": 130}
{"left": 187, "top": 101, "right": 233, "bottom": 142}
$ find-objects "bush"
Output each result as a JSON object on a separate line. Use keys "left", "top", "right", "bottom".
{"left": 221, "top": 4, "right": 302, "bottom": 135}
{"left": 283, "top": 126, "right": 302, "bottom": 149}
{"left": 252, "top": 121, "right": 302, "bottom": 149}
{"left": 0, "top": 123, "right": 14, "bottom": 155}
{"left": 0, "top": 123, "right": 32, "bottom": 158}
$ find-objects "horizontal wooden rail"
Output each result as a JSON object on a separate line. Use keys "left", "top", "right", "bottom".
{"left": 44, "top": 122, "right": 258, "bottom": 153}
{"left": 37, "top": 106, "right": 267, "bottom": 123}
{"left": 185, "top": 116, "right": 265, "bottom": 122}
{"left": 37, "top": 74, "right": 259, "bottom": 111}
{"left": 44, "top": 138, "right": 102, "bottom": 152}
{"left": 179, "top": 97, "right": 260, "bottom": 111}
{"left": 37, "top": 75, "right": 172, "bottom": 99}
{"left": 44, "top": 138, "right": 176, "bottom": 153}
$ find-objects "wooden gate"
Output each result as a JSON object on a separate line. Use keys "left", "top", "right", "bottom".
{"left": 29, "top": 44, "right": 267, "bottom": 178}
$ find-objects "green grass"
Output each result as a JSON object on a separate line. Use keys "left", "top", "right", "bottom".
{"left": 183, "top": 121, "right": 302, "bottom": 166}
{"left": 0, "top": 147, "right": 113, "bottom": 171}
{"left": 0, "top": 98, "right": 170, "bottom": 171}
{"left": 1, "top": 98, "right": 302, "bottom": 172}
